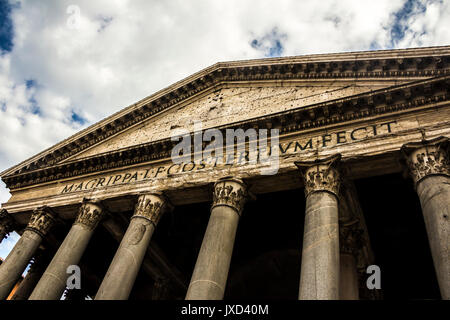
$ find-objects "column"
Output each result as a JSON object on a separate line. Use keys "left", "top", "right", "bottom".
{"left": 29, "top": 199, "right": 105, "bottom": 300}
{"left": 0, "top": 207, "right": 56, "bottom": 300}
{"left": 295, "top": 154, "right": 341, "bottom": 300}
{"left": 0, "top": 209, "right": 16, "bottom": 243}
{"left": 402, "top": 137, "right": 450, "bottom": 300}
{"left": 339, "top": 220, "right": 361, "bottom": 300}
{"left": 186, "top": 177, "right": 247, "bottom": 300}
{"left": 11, "top": 251, "right": 49, "bottom": 300}
{"left": 95, "top": 193, "right": 169, "bottom": 300}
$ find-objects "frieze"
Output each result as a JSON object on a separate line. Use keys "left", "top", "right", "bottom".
{"left": 57, "top": 120, "right": 398, "bottom": 195}
{"left": 4, "top": 52, "right": 450, "bottom": 177}
{"left": 3, "top": 73, "right": 449, "bottom": 190}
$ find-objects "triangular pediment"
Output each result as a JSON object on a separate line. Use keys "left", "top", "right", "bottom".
{"left": 64, "top": 80, "right": 413, "bottom": 162}
{"left": 2, "top": 45, "right": 450, "bottom": 184}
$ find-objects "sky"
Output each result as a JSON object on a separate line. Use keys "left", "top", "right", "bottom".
{"left": 0, "top": 0, "right": 450, "bottom": 260}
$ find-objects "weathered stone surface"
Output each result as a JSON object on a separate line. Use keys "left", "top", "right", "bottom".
{"left": 186, "top": 178, "right": 247, "bottom": 300}
{"left": 1, "top": 46, "right": 450, "bottom": 301}
{"left": 403, "top": 138, "right": 450, "bottom": 300}
{"left": 0, "top": 230, "right": 42, "bottom": 299}
{"left": 95, "top": 194, "right": 168, "bottom": 300}
{"left": 298, "top": 192, "right": 340, "bottom": 300}
{"left": 69, "top": 82, "right": 400, "bottom": 161}
{"left": 29, "top": 201, "right": 104, "bottom": 300}
{"left": 297, "top": 156, "right": 341, "bottom": 300}
{"left": 11, "top": 252, "right": 49, "bottom": 300}
{"left": 4, "top": 107, "right": 450, "bottom": 214}
{"left": 0, "top": 207, "right": 55, "bottom": 300}
{"left": 415, "top": 176, "right": 450, "bottom": 300}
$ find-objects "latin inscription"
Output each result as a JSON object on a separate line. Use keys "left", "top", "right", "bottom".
{"left": 61, "top": 121, "right": 397, "bottom": 194}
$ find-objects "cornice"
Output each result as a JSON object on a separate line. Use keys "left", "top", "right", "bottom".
{"left": 3, "top": 74, "right": 449, "bottom": 190}
{"left": 2, "top": 46, "right": 450, "bottom": 179}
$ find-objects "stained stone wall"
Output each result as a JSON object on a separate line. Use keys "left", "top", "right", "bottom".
{"left": 4, "top": 102, "right": 450, "bottom": 218}
{"left": 67, "top": 80, "right": 415, "bottom": 161}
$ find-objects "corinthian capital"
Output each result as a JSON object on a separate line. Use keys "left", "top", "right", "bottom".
{"left": 26, "top": 206, "right": 56, "bottom": 238}
{"left": 401, "top": 136, "right": 450, "bottom": 187}
{"left": 295, "top": 154, "right": 342, "bottom": 198}
{"left": 75, "top": 200, "right": 105, "bottom": 230}
{"left": 133, "top": 193, "right": 169, "bottom": 226}
{"left": 212, "top": 177, "right": 247, "bottom": 215}
{"left": 0, "top": 209, "right": 16, "bottom": 239}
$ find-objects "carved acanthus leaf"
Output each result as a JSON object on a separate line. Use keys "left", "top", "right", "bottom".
{"left": 212, "top": 178, "right": 247, "bottom": 215}
{"left": 75, "top": 201, "right": 105, "bottom": 230}
{"left": 402, "top": 137, "right": 450, "bottom": 186}
{"left": 26, "top": 207, "right": 56, "bottom": 237}
{"left": 133, "top": 194, "right": 168, "bottom": 226}
{"left": 296, "top": 154, "right": 342, "bottom": 198}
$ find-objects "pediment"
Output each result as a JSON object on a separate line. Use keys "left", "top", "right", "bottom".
{"left": 2, "top": 45, "right": 450, "bottom": 185}
{"left": 65, "top": 80, "right": 412, "bottom": 162}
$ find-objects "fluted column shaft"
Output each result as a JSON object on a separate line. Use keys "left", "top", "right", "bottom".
{"left": 95, "top": 193, "right": 169, "bottom": 300}
{"left": 0, "top": 207, "right": 55, "bottom": 299}
{"left": 296, "top": 154, "right": 341, "bottom": 300}
{"left": 186, "top": 177, "right": 247, "bottom": 300}
{"left": 29, "top": 200, "right": 104, "bottom": 300}
{"left": 403, "top": 137, "right": 450, "bottom": 300}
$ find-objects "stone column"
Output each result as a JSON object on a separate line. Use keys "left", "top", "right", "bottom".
{"left": 0, "top": 209, "right": 16, "bottom": 244}
{"left": 402, "top": 137, "right": 450, "bottom": 300}
{"left": 185, "top": 177, "right": 247, "bottom": 300}
{"left": 11, "top": 251, "right": 49, "bottom": 300}
{"left": 0, "top": 207, "right": 56, "bottom": 300}
{"left": 339, "top": 220, "right": 362, "bottom": 300}
{"left": 95, "top": 193, "right": 169, "bottom": 300}
{"left": 295, "top": 154, "right": 341, "bottom": 300}
{"left": 29, "top": 200, "right": 105, "bottom": 300}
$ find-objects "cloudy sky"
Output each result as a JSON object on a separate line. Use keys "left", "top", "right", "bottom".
{"left": 0, "top": 0, "right": 450, "bottom": 259}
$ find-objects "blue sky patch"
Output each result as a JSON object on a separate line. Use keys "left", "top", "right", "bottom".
{"left": 388, "top": 0, "right": 440, "bottom": 46}
{"left": 25, "top": 79, "right": 36, "bottom": 89}
{"left": 25, "top": 79, "right": 41, "bottom": 115}
{"left": 0, "top": 0, "right": 14, "bottom": 53}
{"left": 71, "top": 111, "right": 87, "bottom": 125}
{"left": 251, "top": 27, "right": 287, "bottom": 58}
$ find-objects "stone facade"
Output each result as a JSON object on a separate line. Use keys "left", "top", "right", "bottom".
{"left": 0, "top": 46, "right": 449, "bottom": 300}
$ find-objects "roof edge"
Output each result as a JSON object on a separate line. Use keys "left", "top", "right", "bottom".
{"left": 2, "top": 45, "right": 450, "bottom": 177}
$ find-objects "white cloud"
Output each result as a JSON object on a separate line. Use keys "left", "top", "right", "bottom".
{"left": 0, "top": 0, "right": 450, "bottom": 207}
{"left": 394, "top": 0, "right": 450, "bottom": 48}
